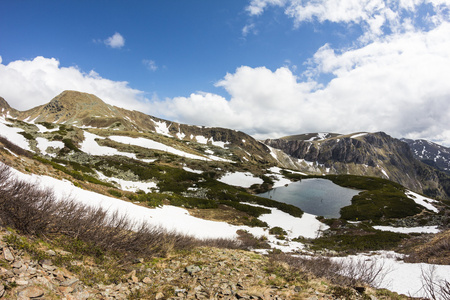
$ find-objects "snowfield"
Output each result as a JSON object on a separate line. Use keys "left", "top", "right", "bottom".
{"left": 0, "top": 116, "right": 31, "bottom": 151}
{"left": 80, "top": 132, "right": 137, "bottom": 159}
{"left": 109, "top": 135, "right": 208, "bottom": 161}
{"left": 36, "top": 137, "right": 64, "bottom": 157}
{"left": 218, "top": 171, "right": 264, "bottom": 188}
{"left": 373, "top": 225, "right": 440, "bottom": 234}
{"left": 406, "top": 190, "right": 439, "bottom": 213}
{"left": 332, "top": 251, "right": 450, "bottom": 298}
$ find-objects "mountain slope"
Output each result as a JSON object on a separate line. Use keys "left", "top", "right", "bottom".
{"left": 2, "top": 90, "right": 275, "bottom": 166}
{"left": 401, "top": 138, "right": 450, "bottom": 173}
{"left": 265, "top": 132, "right": 450, "bottom": 200}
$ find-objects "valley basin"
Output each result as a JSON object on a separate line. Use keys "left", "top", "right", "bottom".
{"left": 258, "top": 178, "right": 361, "bottom": 218}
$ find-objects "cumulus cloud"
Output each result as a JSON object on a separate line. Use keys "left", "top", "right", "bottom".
{"left": 104, "top": 32, "right": 125, "bottom": 49}
{"left": 0, "top": 56, "right": 149, "bottom": 112}
{"left": 246, "top": 0, "right": 450, "bottom": 41}
{"left": 151, "top": 22, "right": 450, "bottom": 146}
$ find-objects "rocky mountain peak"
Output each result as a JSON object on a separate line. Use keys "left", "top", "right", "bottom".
{"left": 0, "top": 97, "right": 11, "bottom": 111}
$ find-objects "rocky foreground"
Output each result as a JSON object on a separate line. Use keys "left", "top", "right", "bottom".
{"left": 0, "top": 227, "right": 408, "bottom": 300}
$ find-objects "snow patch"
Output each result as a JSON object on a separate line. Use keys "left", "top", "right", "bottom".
{"left": 351, "top": 132, "right": 368, "bottom": 139}
{"left": 0, "top": 117, "right": 31, "bottom": 151}
{"left": 218, "top": 172, "right": 263, "bottom": 188}
{"left": 153, "top": 120, "right": 172, "bottom": 137}
{"left": 373, "top": 225, "right": 440, "bottom": 234}
{"left": 109, "top": 135, "right": 209, "bottom": 161}
{"left": 406, "top": 190, "right": 439, "bottom": 213}
{"left": 35, "top": 137, "right": 64, "bottom": 157}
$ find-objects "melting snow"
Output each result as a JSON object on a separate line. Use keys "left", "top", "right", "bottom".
{"left": 351, "top": 132, "right": 368, "bottom": 139}
{"left": 109, "top": 135, "right": 209, "bottom": 161}
{"left": 153, "top": 120, "right": 172, "bottom": 137}
{"left": 80, "top": 132, "right": 136, "bottom": 159}
{"left": 36, "top": 137, "right": 64, "bottom": 157}
{"left": 96, "top": 171, "right": 157, "bottom": 193}
{"left": 0, "top": 117, "right": 31, "bottom": 151}
{"left": 406, "top": 190, "right": 439, "bottom": 213}
{"left": 218, "top": 172, "right": 263, "bottom": 188}
{"left": 331, "top": 251, "right": 450, "bottom": 298}
{"left": 183, "top": 167, "right": 203, "bottom": 174}
{"left": 373, "top": 225, "right": 440, "bottom": 234}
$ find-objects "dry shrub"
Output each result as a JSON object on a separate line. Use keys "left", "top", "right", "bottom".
{"left": 0, "top": 163, "right": 239, "bottom": 259}
{"left": 421, "top": 265, "right": 450, "bottom": 300}
{"left": 270, "top": 252, "right": 390, "bottom": 288}
{"left": 405, "top": 229, "right": 450, "bottom": 265}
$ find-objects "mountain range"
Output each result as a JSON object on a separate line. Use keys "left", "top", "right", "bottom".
{"left": 1, "top": 90, "right": 449, "bottom": 201}
{"left": 1, "top": 90, "right": 449, "bottom": 298}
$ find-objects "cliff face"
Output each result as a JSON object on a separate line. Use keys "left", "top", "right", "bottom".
{"left": 265, "top": 132, "right": 450, "bottom": 200}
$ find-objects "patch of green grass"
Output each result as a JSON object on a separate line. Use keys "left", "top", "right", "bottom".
{"left": 19, "top": 131, "right": 34, "bottom": 140}
{"left": 108, "top": 189, "right": 123, "bottom": 198}
{"left": 310, "top": 231, "right": 409, "bottom": 252}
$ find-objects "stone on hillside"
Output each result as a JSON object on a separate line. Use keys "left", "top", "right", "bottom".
{"left": 185, "top": 265, "right": 201, "bottom": 275}
{"left": 19, "top": 286, "right": 45, "bottom": 298}
{"left": 45, "top": 249, "right": 56, "bottom": 256}
{"left": 0, "top": 284, "right": 4, "bottom": 297}
{"left": 142, "top": 277, "right": 151, "bottom": 284}
{"left": 2, "top": 247, "right": 14, "bottom": 262}
{"left": 61, "top": 278, "right": 79, "bottom": 287}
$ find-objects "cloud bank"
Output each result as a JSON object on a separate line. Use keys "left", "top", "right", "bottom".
{"left": 0, "top": 56, "right": 148, "bottom": 112}
{"left": 0, "top": 1, "right": 449, "bottom": 146}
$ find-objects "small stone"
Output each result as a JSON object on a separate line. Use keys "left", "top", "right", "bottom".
{"left": 12, "top": 261, "right": 23, "bottom": 269}
{"left": 0, "top": 284, "right": 4, "bottom": 297}
{"left": 155, "top": 292, "right": 164, "bottom": 299}
{"left": 294, "top": 286, "right": 302, "bottom": 292}
{"left": 185, "top": 265, "right": 201, "bottom": 275}
{"left": 16, "top": 279, "right": 29, "bottom": 285}
{"left": 61, "top": 278, "right": 79, "bottom": 287}
{"left": 45, "top": 249, "right": 56, "bottom": 256}
{"left": 19, "top": 286, "right": 45, "bottom": 298}
{"left": 142, "top": 277, "right": 151, "bottom": 284}
{"left": 58, "top": 286, "right": 74, "bottom": 294}
{"left": 2, "top": 247, "right": 14, "bottom": 262}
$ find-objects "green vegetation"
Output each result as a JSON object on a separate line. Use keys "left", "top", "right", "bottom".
{"left": 108, "top": 189, "right": 123, "bottom": 198}
{"left": 18, "top": 131, "right": 34, "bottom": 140}
{"left": 321, "top": 175, "right": 422, "bottom": 221}
{"left": 34, "top": 156, "right": 113, "bottom": 188}
{"left": 310, "top": 231, "right": 409, "bottom": 252}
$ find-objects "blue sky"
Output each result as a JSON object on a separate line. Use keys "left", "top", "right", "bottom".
{"left": 1, "top": 0, "right": 450, "bottom": 145}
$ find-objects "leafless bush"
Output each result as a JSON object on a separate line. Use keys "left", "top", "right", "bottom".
{"left": 421, "top": 265, "right": 450, "bottom": 300}
{"left": 0, "top": 163, "right": 241, "bottom": 259}
{"left": 270, "top": 252, "right": 391, "bottom": 288}
{"left": 236, "top": 229, "right": 271, "bottom": 250}
{"left": 0, "top": 135, "right": 32, "bottom": 157}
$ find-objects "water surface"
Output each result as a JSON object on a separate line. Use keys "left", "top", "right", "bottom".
{"left": 258, "top": 178, "right": 360, "bottom": 218}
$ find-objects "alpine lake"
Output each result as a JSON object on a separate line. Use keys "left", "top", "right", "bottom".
{"left": 258, "top": 178, "right": 361, "bottom": 218}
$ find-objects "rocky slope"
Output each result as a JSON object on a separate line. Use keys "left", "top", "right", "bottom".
{"left": 0, "top": 226, "right": 404, "bottom": 300}
{"left": 1, "top": 90, "right": 275, "bottom": 166}
{"left": 401, "top": 138, "right": 450, "bottom": 173}
{"left": 264, "top": 132, "right": 450, "bottom": 200}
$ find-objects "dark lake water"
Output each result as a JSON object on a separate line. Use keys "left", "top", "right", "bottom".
{"left": 258, "top": 178, "right": 361, "bottom": 218}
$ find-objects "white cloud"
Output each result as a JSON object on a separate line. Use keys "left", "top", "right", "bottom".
{"left": 104, "top": 32, "right": 125, "bottom": 49}
{"left": 149, "top": 22, "right": 450, "bottom": 146}
{"left": 143, "top": 59, "right": 158, "bottom": 71}
{"left": 242, "top": 23, "right": 258, "bottom": 36}
{"left": 246, "top": 0, "right": 286, "bottom": 15}
{"left": 0, "top": 56, "right": 149, "bottom": 112}
{"left": 247, "top": 0, "right": 450, "bottom": 42}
